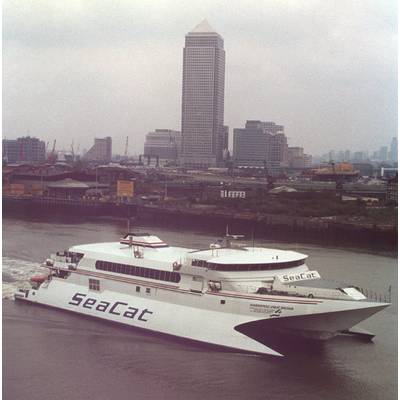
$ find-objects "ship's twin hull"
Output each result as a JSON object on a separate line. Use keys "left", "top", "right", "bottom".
{"left": 235, "top": 303, "right": 388, "bottom": 342}
{"left": 17, "top": 278, "right": 388, "bottom": 357}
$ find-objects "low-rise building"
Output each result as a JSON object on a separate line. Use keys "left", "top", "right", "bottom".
{"left": 351, "top": 163, "right": 374, "bottom": 177}
{"left": 47, "top": 179, "right": 90, "bottom": 199}
{"left": 144, "top": 129, "right": 181, "bottom": 160}
{"left": 386, "top": 175, "right": 398, "bottom": 203}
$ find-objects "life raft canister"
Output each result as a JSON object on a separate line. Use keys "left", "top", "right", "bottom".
{"left": 30, "top": 275, "right": 47, "bottom": 283}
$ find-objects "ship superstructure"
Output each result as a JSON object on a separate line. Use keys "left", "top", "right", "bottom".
{"left": 15, "top": 233, "right": 390, "bottom": 357}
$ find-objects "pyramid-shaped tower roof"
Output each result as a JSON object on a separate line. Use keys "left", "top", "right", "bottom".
{"left": 190, "top": 19, "right": 217, "bottom": 33}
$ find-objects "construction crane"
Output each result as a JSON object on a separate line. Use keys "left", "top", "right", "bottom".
{"left": 124, "top": 136, "right": 129, "bottom": 157}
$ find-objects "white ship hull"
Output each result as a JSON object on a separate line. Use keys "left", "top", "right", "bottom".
{"left": 16, "top": 274, "right": 388, "bottom": 357}
{"left": 15, "top": 233, "right": 390, "bottom": 357}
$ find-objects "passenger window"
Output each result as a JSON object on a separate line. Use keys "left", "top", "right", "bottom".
{"left": 89, "top": 278, "right": 100, "bottom": 291}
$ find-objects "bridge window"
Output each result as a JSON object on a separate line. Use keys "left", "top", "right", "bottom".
{"left": 191, "top": 259, "right": 306, "bottom": 271}
{"left": 69, "top": 252, "right": 84, "bottom": 264}
{"left": 95, "top": 261, "right": 181, "bottom": 283}
{"left": 191, "top": 259, "right": 208, "bottom": 268}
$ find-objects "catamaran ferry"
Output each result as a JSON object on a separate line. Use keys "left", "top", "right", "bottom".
{"left": 15, "top": 232, "right": 390, "bottom": 357}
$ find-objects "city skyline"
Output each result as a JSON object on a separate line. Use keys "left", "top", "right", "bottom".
{"left": 3, "top": 1, "right": 397, "bottom": 156}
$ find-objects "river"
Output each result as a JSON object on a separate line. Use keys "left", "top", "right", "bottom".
{"left": 2, "top": 215, "right": 397, "bottom": 400}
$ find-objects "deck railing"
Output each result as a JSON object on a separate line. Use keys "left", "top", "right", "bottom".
{"left": 327, "top": 279, "right": 392, "bottom": 303}
{"left": 357, "top": 285, "right": 392, "bottom": 303}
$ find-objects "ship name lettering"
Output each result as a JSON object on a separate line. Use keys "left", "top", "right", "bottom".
{"left": 109, "top": 301, "right": 128, "bottom": 315}
{"left": 138, "top": 309, "right": 153, "bottom": 321}
{"left": 83, "top": 298, "right": 97, "bottom": 309}
{"left": 123, "top": 307, "right": 138, "bottom": 319}
{"left": 281, "top": 271, "right": 318, "bottom": 282}
{"left": 68, "top": 293, "right": 153, "bottom": 322}
{"left": 69, "top": 292, "right": 86, "bottom": 306}
{"left": 96, "top": 301, "right": 110, "bottom": 312}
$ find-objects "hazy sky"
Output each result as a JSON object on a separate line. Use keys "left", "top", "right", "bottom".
{"left": 3, "top": 0, "right": 397, "bottom": 156}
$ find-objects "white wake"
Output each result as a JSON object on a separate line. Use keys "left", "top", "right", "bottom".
{"left": 2, "top": 257, "right": 47, "bottom": 299}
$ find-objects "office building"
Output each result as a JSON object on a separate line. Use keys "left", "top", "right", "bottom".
{"left": 304, "top": 154, "right": 313, "bottom": 168}
{"left": 180, "top": 20, "right": 225, "bottom": 168}
{"left": 336, "top": 151, "right": 345, "bottom": 162}
{"left": 144, "top": 129, "right": 181, "bottom": 160}
{"left": 287, "top": 147, "right": 312, "bottom": 169}
{"left": 83, "top": 137, "right": 112, "bottom": 162}
{"left": 2, "top": 136, "right": 46, "bottom": 164}
{"left": 379, "top": 146, "right": 388, "bottom": 162}
{"left": 233, "top": 120, "right": 288, "bottom": 170}
{"left": 389, "top": 137, "right": 397, "bottom": 162}
{"left": 353, "top": 151, "right": 367, "bottom": 161}
{"left": 372, "top": 151, "right": 380, "bottom": 160}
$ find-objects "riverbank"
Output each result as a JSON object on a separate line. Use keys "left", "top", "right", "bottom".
{"left": 4, "top": 197, "right": 396, "bottom": 253}
{"left": 135, "top": 204, "right": 397, "bottom": 252}
{"left": 2, "top": 195, "right": 136, "bottom": 217}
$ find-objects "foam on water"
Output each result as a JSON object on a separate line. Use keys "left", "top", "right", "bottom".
{"left": 2, "top": 256, "right": 47, "bottom": 299}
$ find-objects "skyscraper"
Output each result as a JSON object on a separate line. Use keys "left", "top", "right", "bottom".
{"left": 379, "top": 146, "right": 388, "bottom": 162}
{"left": 180, "top": 20, "right": 225, "bottom": 168}
{"left": 389, "top": 137, "right": 398, "bottom": 162}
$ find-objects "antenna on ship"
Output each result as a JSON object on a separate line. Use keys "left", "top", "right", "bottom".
{"left": 223, "top": 224, "right": 245, "bottom": 248}
{"left": 127, "top": 216, "right": 136, "bottom": 234}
